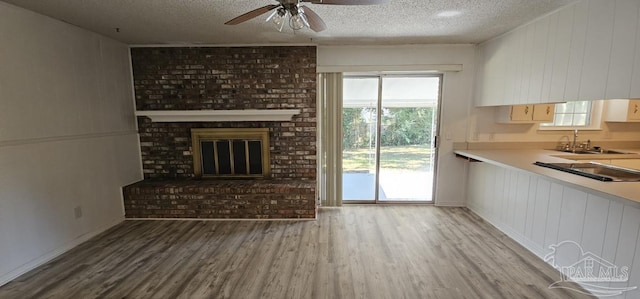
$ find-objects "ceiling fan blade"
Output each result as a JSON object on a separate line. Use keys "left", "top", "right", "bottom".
{"left": 225, "top": 5, "right": 279, "bottom": 25}
{"left": 303, "top": 0, "right": 388, "bottom": 5}
{"left": 300, "top": 6, "right": 327, "bottom": 32}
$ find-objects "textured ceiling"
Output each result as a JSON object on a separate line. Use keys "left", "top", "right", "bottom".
{"left": 1, "top": 0, "right": 577, "bottom": 45}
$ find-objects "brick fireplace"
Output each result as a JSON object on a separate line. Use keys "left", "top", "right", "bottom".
{"left": 122, "top": 46, "right": 317, "bottom": 219}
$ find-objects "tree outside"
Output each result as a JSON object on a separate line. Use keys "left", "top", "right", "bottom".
{"left": 342, "top": 107, "right": 436, "bottom": 172}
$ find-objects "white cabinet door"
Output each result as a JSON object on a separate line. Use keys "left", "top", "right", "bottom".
{"left": 474, "top": 45, "right": 487, "bottom": 106}
{"left": 564, "top": 0, "right": 589, "bottom": 102}
{"left": 528, "top": 17, "right": 550, "bottom": 103}
{"left": 606, "top": 0, "right": 640, "bottom": 99}
{"left": 549, "top": 6, "right": 575, "bottom": 102}
{"left": 519, "top": 25, "right": 536, "bottom": 103}
{"left": 578, "top": 0, "right": 615, "bottom": 101}
{"left": 491, "top": 36, "right": 508, "bottom": 105}
{"left": 477, "top": 37, "right": 506, "bottom": 106}
{"left": 541, "top": 13, "right": 559, "bottom": 102}
{"left": 632, "top": 1, "right": 640, "bottom": 98}
{"left": 503, "top": 30, "right": 522, "bottom": 105}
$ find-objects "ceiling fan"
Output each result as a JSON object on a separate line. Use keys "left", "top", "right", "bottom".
{"left": 225, "top": 0, "right": 388, "bottom": 32}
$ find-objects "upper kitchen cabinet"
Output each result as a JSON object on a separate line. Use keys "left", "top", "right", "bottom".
{"left": 497, "top": 103, "right": 555, "bottom": 123}
{"left": 577, "top": 0, "right": 614, "bottom": 101}
{"left": 606, "top": 0, "right": 640, "bottom": 99}
{"left": 528, "top": 17, "right": 550, "bottom": 104}
{"left": 475, "top": 0, "right": 640, "bottom": 107}
{"left": 475, "top": 35, "right": 508, "bottom": 106}
{"left": 503, "top": 28, "right": 524, "bottom": 106}
{"left": 629, "top": 0, "right": 640, "bottom": 97}
{"left": 518, "top": 25, "right": 536, "bottom": 104}
{"left": 604, "top": 99, "right": 640, "bottom": 122}
{"left": 548, "top": 7, "right": 574, "bottom": 102}
{"left": 562, "top": 1, "right": 589, "bottom": 102}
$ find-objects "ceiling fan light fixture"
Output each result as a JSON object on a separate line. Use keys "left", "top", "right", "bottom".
{"left": 273, "top": 15, "right": 285, "bottom": 31}
{"left": 227, "top": 0, "right": 385, "bottom": 32}
{"left": 266, "top": 8, "right": 287, "bottom": 31}
{"left": 289, "top": 13, "right": 306, "bottom": 30}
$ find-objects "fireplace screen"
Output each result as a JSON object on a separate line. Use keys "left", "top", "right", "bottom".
{"left": 191, "top": 128, "right": 270, "bottom": 179}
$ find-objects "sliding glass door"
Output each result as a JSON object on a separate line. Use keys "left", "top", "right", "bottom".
{"left": 341, "top": 77, "right": 379, "bottom": 201}
{"left": 342, "top": 75, "right": 441, "bottom": 203}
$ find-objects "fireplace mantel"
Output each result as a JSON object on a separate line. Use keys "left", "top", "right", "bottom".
{"left": 135, "top": 109, "right": 301, "bottom": 122}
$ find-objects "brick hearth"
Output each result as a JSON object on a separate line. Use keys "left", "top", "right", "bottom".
{"left": 123, "top": 179, "right": 316, "bottom": 219}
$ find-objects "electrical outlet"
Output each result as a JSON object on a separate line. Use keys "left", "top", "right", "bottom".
{"left": 74, "top": 206, "right": 83, "bottom": 219}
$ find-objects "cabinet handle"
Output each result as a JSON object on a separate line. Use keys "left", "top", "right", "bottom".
{"left": 525, "top": 106, "right": 529, "bottom": 115}
{"left": 635, "top": 104, "right": 638, "bottom": 114}
{"left": 546, "top": 106, "right": 551, "bottom": 115}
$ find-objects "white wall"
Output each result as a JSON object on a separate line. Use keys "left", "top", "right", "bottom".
{"left": 317, "top": 45, "right": 476, "bottom": 206}
{"left": 0, "top": 3, "right": 142, "bottom": 286}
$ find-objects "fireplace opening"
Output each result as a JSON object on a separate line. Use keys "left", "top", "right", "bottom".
{"left": 191, "top": 128, "right": 270, "bottom": 179}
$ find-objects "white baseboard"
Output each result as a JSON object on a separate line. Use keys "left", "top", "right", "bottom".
{"left": 0, "top": 217, "right": 124, "bottom": 287}
{"left": 435, "top": 201, "right": 466, "bottom": 207}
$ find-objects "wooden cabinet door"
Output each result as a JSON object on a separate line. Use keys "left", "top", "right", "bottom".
{"left": 511, "top": 105, "right": 533, "bottom": 121}
{"left": 532, "top": 104, "right": 555, "bottom": 122}
{"left": 627, "top": 100, "right": 640, "bottom": 120}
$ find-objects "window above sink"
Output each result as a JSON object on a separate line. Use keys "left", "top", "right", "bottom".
{"left": 538, "top": 100, "right": 604, "bottom": 131}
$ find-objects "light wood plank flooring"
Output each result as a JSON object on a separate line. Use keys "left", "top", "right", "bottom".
{"left": 0, "top": 206, "right": 591, "bottom": 298}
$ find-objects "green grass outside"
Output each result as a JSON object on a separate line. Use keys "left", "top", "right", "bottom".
{"left": 343, "top": 145, "right": 433, "bottom": 172}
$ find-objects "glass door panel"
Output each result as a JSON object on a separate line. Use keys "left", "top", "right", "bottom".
{"left": 378, "top": 77, "right": 439, "bottom": 202}
{"left": 342, "top": 77, "right": 379, "bottom": 202}
{"left": 341, "top": 75, "right": 440, "bottom": 204}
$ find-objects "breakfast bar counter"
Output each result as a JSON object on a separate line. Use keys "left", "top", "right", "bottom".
{"left": 454, "top": 148, "right": 640, "bottom": 204}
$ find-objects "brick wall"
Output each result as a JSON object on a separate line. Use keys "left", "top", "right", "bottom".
{"left": 126, "top": 46, "right": 317, "bottom": 219}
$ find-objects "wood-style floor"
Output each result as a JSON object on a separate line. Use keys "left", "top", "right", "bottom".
{"left": 0, "top": 206, "right": 591, "bottom": 299}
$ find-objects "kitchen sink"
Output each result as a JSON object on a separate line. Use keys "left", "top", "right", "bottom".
{"left": 553, "top": 149, "right": 630, "bottom": 155}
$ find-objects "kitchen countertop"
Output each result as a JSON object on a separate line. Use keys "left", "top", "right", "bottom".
{"left": 454, "top": 148, "right": 640, "bottom": 204}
